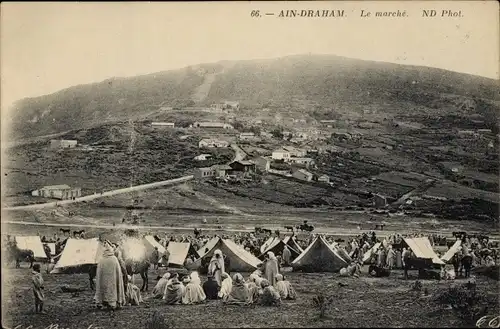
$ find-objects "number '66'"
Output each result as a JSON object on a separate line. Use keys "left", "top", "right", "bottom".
{"left": 476, "top": 315, "right": 500, "bottom": 328}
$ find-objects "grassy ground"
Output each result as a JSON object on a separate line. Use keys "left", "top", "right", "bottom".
{"left": 2, "top": 263, "right": 498, "bottom": 329}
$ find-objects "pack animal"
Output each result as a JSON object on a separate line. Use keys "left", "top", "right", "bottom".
{"left": 5, "top": 243, "right": 35, "bottom": 268}
{"left": 284, "top": 225, "right": 294, "bottom": 232}
{"left": 59, "top": 228, "right": 71, "bottom": 236}
{"left": 296, "top": 224, "right": 314, "bottom": 232}
{"left": 73, "top": 230, "right": 85, "bottom": 237}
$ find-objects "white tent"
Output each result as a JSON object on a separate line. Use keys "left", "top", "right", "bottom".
{"left": 45, "top": 243, "right": 56, "bottom": 256}
{"left": 15, "top": 236, "right": 47, "bottom": 259}
{"left": 193, "top": 237, "right": 262, "bottom": 272}
{"left": 362, "top": 242, "right": 381, "bottom": 263}
{"left": 283, "top": 236, "right": 304, "bottom": 253}
{"left": 292, "top": 235, "right": 349, "bottom": 272}
{"left": 260, "top": 237, "right": 279, "bottom": 254}
{"left": 404, "top": 237, "right": 445, "bottom": 265}
{"left": 197, "top": 237, "right": 220, "bottom": 258}
{"left": 441, "top": 240, "right": 462, "bottom": 263}
{"left": 143, "top": 235, "right": 166, "bottom": 263}
{"left": 166, "top": 242, "right": 196, "bottom": 267}
{"left": 51, "top": 238, "right": 103, "bottom": 273}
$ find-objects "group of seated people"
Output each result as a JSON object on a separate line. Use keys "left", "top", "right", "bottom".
{"left": 151, "top": 269, "right": 296, "bottom": 306}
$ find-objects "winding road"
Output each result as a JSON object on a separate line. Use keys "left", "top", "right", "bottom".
{"left": 3, "top": 175, "right": 194, "bottom": 211}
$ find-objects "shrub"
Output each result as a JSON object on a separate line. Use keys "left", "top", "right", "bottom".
{"left": 434, "top": 285, "right": 492, "bottom": 326}
{"left": 312, "top": 292, "right": 335, "bottom": 319}
{"left": 145, "top": 311, "right": 173, "bottom": 329}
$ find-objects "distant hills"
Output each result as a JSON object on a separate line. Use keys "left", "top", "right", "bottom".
{"left": 7, "top": 54, "right": 500, "bottom": 140}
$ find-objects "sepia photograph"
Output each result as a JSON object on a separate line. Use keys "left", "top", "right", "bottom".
{"left": 1, "top": 1, "right": 499, "bottom": 328}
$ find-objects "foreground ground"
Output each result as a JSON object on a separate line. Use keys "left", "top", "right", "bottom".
{"left": 2, "top": 263, "right": 499, "bottom": 329}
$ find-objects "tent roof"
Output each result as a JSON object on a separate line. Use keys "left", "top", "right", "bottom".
{"left": 45, "top": 242, "right": 56, "bottom": 255}
{"left": 259, "top": 239, "right": 301, "bottom": 260}
{"left": 260, "top": 236, "right": 279, "bottom": 254}
{"left": 166, "top": 242, "right": 196, "bottom": 267}
{"left": 292, "top": 235, "right": 349, "bottom": 272}
{"left": 15, "top": 236, "right": 47, "bottom": 259}
{"left": 143, "top": 235, "right": 166, "bottom": 254}
{"left": 404, "top": 237, "right": 445, "bottom": 265}
{"left": 283, "top": 236, "right": 304, "bottom": 253}
{"left": 194, "top": 237, "right": 262, "bottom": 272}
{"left": 362, "top": 242, "right": 381, "bottom": 263}
{"left": 51, "top": 238, "right": 102, "bottom": 273}
{"left": 198, "top": 237, "right": 221, "bottom": 258}
{"left": 441, "top": 240, "right": 462, "bottom": 263}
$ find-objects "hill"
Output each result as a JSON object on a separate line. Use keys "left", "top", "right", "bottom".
{"left": 7, "top": 54, "right": 499, "bottom": 140}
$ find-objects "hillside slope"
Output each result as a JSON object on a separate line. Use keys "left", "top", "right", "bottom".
{"left": 8, "top": 54, "right": 499, "bottom": 140}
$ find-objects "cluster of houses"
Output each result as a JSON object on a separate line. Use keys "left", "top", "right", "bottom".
{"left": 194, "top": 158, "right": 269, "bottom": 180}
{"left": 210, "top": 101, "right": 240, "bottom": 111}
{"left": 272, "top": 146, "right": 316, "bottom": 169}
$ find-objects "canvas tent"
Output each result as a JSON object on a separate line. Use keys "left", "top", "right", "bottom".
{"left": 283, "top": 236, "right": 304, "bottom": 253}
{"left": 166, "top": 242, "right": 197, "bottom": 267}
{"left": 403, "top": 237, "right": 445, "bottom": 266}
{"left": 143, "top": 235, "right": 167, "bottom": 263}
{"left": 441, "top": 240, "right": 462, "bottom": 263}
{"left": 15, "top": 236, "right": 47, "bottom": 259}
{"left": 260, "top": 237, "right": 279, "bottom": 254}
{"left": 333, "top": 245, "right": 353, "bottom": 264}
{"left": 197, "top": 237, "right": 220, "bottom": 258}
{"left": 193, "top": 237, "right": 262, "bottom": 272}
{"left": 45, "top": 243, "right": 56, "bottom": 256}
{"left": 362, "top": 242, "right": 381, "bottom": 263}
{"left": 51, "top": 238, "right": 103, "bottom": 274}
{"left": 259, "top": 238, "right": 301, "bottom": 261}
{"left": 292, "top": 235, "right": 350, "bottom": 272}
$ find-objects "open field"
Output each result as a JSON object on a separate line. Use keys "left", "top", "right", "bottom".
{"left": 2, "top": 263, "right": 499, "bottom": 329}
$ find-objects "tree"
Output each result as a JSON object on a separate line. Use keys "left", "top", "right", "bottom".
{"left": 271, "top": 127, "right": 284, "bottom": 139}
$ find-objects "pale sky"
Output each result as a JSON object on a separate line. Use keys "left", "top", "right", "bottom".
{"left": 1, "top": 1, "right": 498, "bottom": 111}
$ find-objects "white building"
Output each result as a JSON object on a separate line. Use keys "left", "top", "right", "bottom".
{"left": 151, "top": 122, "right": 175, "bottom": 128}
{"left": 283, "top": 146, "right": 307, "bottom": 157}
{"left": 272, "top": 149, "right": 291, "bottom": 161}
{"left": 193, "top": 122, "right": 234, "bottom": 129}
{"left": 292, "top": 169, "right": 313, "bottom": 182}
{"left": 32, "top": 185, "right": 81, "bottom": 200}
{"left": 194, "top": 154, "right": 212, "bottom": 161}
{"left": 239, "top": 132, "right": 255, "bottom": 141}
{"left": 50, "top": 139, "right": 78, "bottom": 149}
{"left": 199, "top": 139, "right": 230, "bottom": 148}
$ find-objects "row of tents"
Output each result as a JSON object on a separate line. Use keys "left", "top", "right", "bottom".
{"left": 10, "top": 234, "right": 456, "bottom": 274}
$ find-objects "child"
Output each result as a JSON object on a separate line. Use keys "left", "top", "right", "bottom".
{"left": 32, "top": 264, "right": 45, "bottom": 314}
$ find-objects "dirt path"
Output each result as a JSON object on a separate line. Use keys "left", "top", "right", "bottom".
{"left": 3, "top": 175, "right": 194, "bottom": 211}
{"left": 4, "top": 219, "right": 498, "bottom": 239}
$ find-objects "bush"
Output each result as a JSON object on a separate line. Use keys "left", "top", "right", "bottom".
{"left": 434, "top": 285, "right": 492, "bottom": 326}
{"left": 312, "top": 292, "right": 335, "bottom": 319}
{"left": 145, "top": 311, "right": 173, "bottom": 329}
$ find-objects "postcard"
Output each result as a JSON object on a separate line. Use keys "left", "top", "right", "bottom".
{"left": 1, "top": 1, "right": 499, "bottom": 328}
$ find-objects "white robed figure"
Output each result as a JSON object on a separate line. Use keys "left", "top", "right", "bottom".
{"left": 264, "top": 252, "right": 280, "bottom": 286}
{"left": 208, "top": 249, "right": 225, "bottom": 286}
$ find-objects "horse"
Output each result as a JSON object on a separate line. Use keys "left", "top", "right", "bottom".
{"left": 5, "top": 243, "right": 35, "bottom": 268}
{"left": 284, "top": 225, "right": 294, "bottom": 232}
{"left": 296, "top": 224, "right": 314, "bottom": 232}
